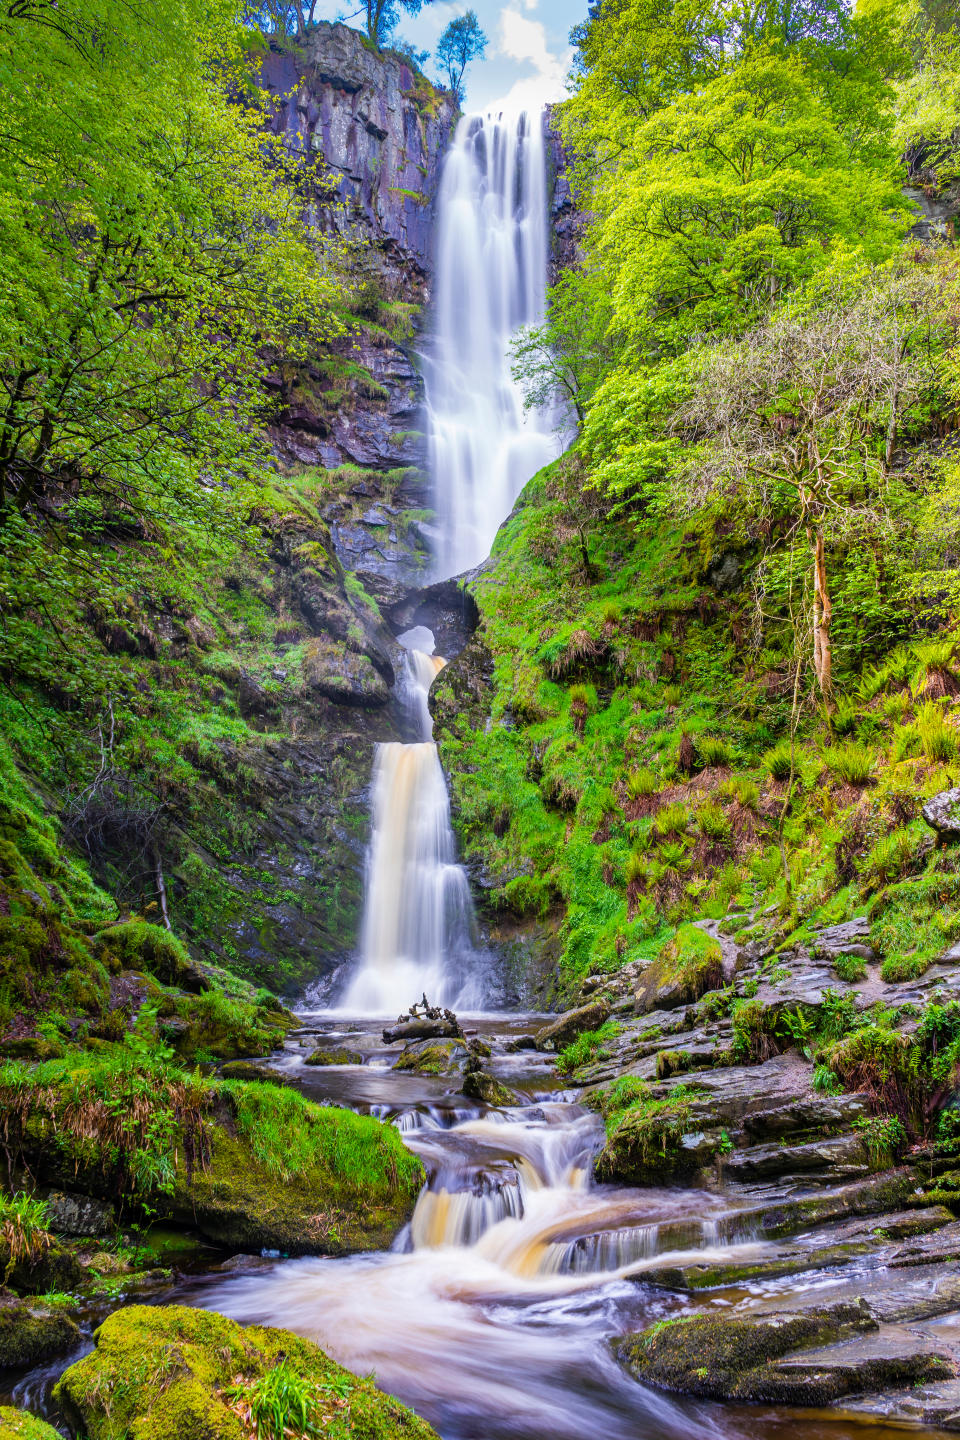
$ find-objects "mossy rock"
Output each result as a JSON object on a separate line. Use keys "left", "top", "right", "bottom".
{"left": 94, "top": 923, "right": 211, "bottom": 994}
{"left": 305, "top": 1047, "right": 364, "bottom": 1067}
{"left": 0, "top": 1407, "right": 63, "bottom": 1440}
{"left": 594, "top": 1093, "right": 712, "bottom": 1184}
{"left": 218, "top": 1061, "right": 292, "bottom": 1084}
{"left": 393, "top": 1039, "right": 466, "bottom": 1075}
{"left": 616, "top": 1301, "right": 877, "bottom": 1400}
{"left": 55, "top": 1304, "right": 439, "bottom": 1440}
{"left": 0, "top": 1291, "right": 80, "bottom": 1369}
{"left": 635, "top": 925, "right": 723, "bottom": 1014}
{"left": 166, "top": 1088, "right": 424, "bottom": 1256}
{"left": 302, "top": 638, "right": 390, "bottom": 707}
{"left": 0, "top": 1235, "right": 85, "bottom": 1295}
{"left": 461, "top": 1070, "right": 518, "bottom": 1106}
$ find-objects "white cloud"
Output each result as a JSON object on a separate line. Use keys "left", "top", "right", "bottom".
{"left": 493, "top": 7, "right": 571, "bottom": 111}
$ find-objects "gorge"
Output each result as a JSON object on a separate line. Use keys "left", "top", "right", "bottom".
{"left": 6, "top": 6, "right": 960, "bottom": 1440}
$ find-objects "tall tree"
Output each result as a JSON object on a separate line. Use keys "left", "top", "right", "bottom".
{"left": 363, "top": 0, "right": 431, "bottom": 49}
{"left": 436, "top": 9, "right": 487, "bottom": 101}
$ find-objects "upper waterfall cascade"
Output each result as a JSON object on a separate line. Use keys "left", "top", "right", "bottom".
{"left": 426, "top": 109, "right": 559, "bottom": 579}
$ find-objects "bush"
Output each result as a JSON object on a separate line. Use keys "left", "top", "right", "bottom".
{"left": 654, "top": 802, "right": 689, "bottom": 838}
{"left": 864, "top": 828, "right": 918, "bottom": 886}
{"left": 822, "top": 742, "right": 873, "bottom": 786}
{"left": 916, "top": 702, "right": 957, "bottom": 763}
{"left": 662, "top": 684, "right": 682, "bottom": 708}
{"left": 568, "top": 683, "right": 594, "bottom": 736}
{"left": 831, "top": 698, "right": 860, "bottom": 737}
{"left": 762, "top": 741, "right": 794, "bottom": 781}
{"left": 626, "top": 768, "right": 657, "bottom": 799}
{"left": 696, "top": 801, "right": 731, "bottom": 842}
{"left": 697, "top": 735, "right": 732, "bottom": 767}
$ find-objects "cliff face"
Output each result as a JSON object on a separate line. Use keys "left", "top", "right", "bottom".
{"left": 261, "top": 24, "right": 459, "bottom": 302}
{"left": 544, "top": 106, "right": 586, "bottom": 285}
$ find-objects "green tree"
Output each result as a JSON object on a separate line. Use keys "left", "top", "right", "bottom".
{"left": 0, "top": 0, "right": 346, "bottom": 713}
{"left": 435, "top": 10, "right": 487, "bottom": 101}
{"left": 362, "top": 0, "right": 432, "bottom": 49}
{"left": 511, "top": 267, "right": 615, "bottom": 427}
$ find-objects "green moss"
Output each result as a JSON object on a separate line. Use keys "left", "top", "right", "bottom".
{"left": 635, "top": 925, "right": 724, "bottom": 1012}
{"left": 593, "top": 1082, "right": 701, "bottom": 1183}
{"left": 55, "top": 1305, "right": 439, "bottom": 1440}
{"left": 0, "top": 1407, "right": 64, "bottom": 1440}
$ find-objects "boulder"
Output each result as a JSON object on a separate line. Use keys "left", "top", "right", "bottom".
{"left": 44, "top": 1190, "right": 115, "bottom": 1238}
{"left": 304, "top": 1048, "right": 364, "bottom": 1067}
{"left": 218, "top": 1061, "right": 292, "bottom": 1084}
{"left": 534, "top": 1001, "right": 611, "bottom": 1051}
{"left": 923, "top": 787, "right": 960, "bottom": 842}
{"left": 55, "top": 1305, "right": 439, "bottom": 1440}
{"left": 0, "top": 1291, "right": 80, "bottom": 1369}
{"left": 394, "top": 1039, "right": 467, "bottom": 1075}
{"left": 634, "top": 925, "right": 724, "bottom": 1014}
{"left": 461, "top": 1071, "right": 518, "bottom": 1107}
{"left": 302, "top": 638, "right": 390, "bottom": 707}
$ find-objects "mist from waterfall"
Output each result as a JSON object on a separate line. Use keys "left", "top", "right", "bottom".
{"left": 425, "top": 109, "right": 559, "bottom": 579}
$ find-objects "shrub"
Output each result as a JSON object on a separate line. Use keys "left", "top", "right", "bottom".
{"left": 854, "top": 1114, "right": 908, "bottom": 1167}
{"left": 625, "top": 851, "right": 649, "bottom": 886}
{"left": 697, "top": 735, "right": 732, "bottom": 767}
{"left": 822, "top": 742, "right": 873, "bottom": 786}
{"left": 762, "top": 741, "right": 794, "bottom": 781}
{"left": 568, "top": 683, "right": 593, "bottom": 736}
{"left": 912, "top": 639, "right": 960, "bottom": 701}
{"left": 916, "top": 702, "right": 957, "bottom": 763}
{"left": 829, "top": 1024, "right": 920, "bottom": 1121}
{"left": 654, "top": 802, "right": 689, "bottom": 838}
{"left": 812, "top": 1064, "right": 842, "bottom": 1095}
{"left": 696, "top": 801, "right": 731, "bottom": 842}
{"left": 863, "top": 828, "right": 918, "bottom": 887}
{"left": 662, "top": 684, "right": 682, "bottom": 708}
{"left": 831, "top": 698, "right": 860, "bottom": 737}
{"left": 659, "top": 840, "right": 688, "bottom": 869}
{"left": 626, "top": 768, "right": 658, "bottom": 800}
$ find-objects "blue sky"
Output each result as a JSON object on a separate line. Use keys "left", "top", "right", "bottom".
{"left": 313, "top": 2, "right": 588, "bottom": 111}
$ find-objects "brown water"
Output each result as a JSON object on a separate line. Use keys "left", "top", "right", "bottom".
{"left": 171, "top": 1015, "right": 950, "bottom": 1440}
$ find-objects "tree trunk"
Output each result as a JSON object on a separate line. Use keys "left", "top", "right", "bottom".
{"left": 808, "top": 524, "right": 833, "bottom": 702}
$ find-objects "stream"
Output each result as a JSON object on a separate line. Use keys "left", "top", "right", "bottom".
{"left": 168, "top": 1016, "right": 944, "bottom": 1440}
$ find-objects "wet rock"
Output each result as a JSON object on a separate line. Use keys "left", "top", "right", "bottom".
{"left": 55, "top": 1304, "right": 439, "bottom": 1440}
{"left": 505, "top": 1035, "right": 537, "bottom": 1052}
{"left": 0, "top": 1236, "right": 85, "bottom": 1295}
{"left": 44, "top": 1190, "right": 114, "bottom": 1238}
{"left": 720, "top": 1131, "right": 871, "bottom": 1182}
{"left": 0, "top": 1291, "right": 80, "bottom": 1369}
{"left": 616, "top": 1300, "right": 878, "bottom": 1401}
{"left": 219, "top": 1060, "right": 292, "bottom": 1084}
{"left": 238, "top": 672, "right": 280, "bottom": 721}
{"left": 923, "top": 787, "right": 960, "bottom": 842}
{"left": 759, "top": 1326, "right": 953, "bottom": 1406}
{"left": 305, "top": 1047, "right": 364, "bottom": 1067}
{"left": 394, "top": 1038, "right": 467, "bottom": 1075}
{"left": 302, "top": 638, "right": 390, "bottom": 707}
{"left": 461, "top": 1071, "right": 519, "bottom": 1107}
{"left": 534, "top": 1001, "right": 611, "bottom": 1052}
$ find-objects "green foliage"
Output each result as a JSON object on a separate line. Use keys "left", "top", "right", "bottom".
{"left": 556, "top": 1021, "right": 621, "bottom": 1076}
{"left": 654, "top": 803, "right": 690, "bottom": 838}
{"left": 626, "top": 768, "right": 658, "bottom": 799}
{"left": 226, "top": 1357, "right": 353, "bottom": 1440}
{"left": 763, "top": 742, "right": 795, "bottom": 782}
{"left": 822, "top": 742, "right": 874, "bottom": 786}
{"left": 697, "top": 736, "right": 733, "bottom": 767}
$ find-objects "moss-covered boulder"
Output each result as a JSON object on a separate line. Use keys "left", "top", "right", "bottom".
{"left": 635, "top": 925, "right": 723, "bottom": 1014}
{"left": 0, "top": 1291, "right": 80, "bottom": 1368}
{"left": 461, "top": 1070, "right": 518, "bottom": 1106}
{"left": 394, "top": 1038, "right": 466, "bottom": 1075}
{"left": 0, "top": 1235, "right": 85, "bottom": 1295}
{"left": 218, "top": 1061, "right": 291, "bottom": 1084}
{"left": 303, "top": 638, "right": 390, "bottom": 706}
{"left": 167, "top": 1083, "right": 424, "bottom": 1255}
{"left": 616, "top": 1302, "right": 878, "bottom": 1400}
{"left": 305, "top": 1047, "right": 364, "bottom": 1066}
{"left": 594, "top": 1090, "right": 713, "bottom": 1184}
{"left": 94, "top": 923, "right": 211, "bottom": 994}
{"left": 0, "top": 1408, "right": 63, "bottom": 1440}
{"left": 55, "top": 1305, "right": 438, "bottom": 1440}
{"left": 534, "top": 1001, "right": 611, "bottom": 1052}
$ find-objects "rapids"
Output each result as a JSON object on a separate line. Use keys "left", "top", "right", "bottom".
{"left": 173, "top": 1017, "right": 923, "bottom": 1440}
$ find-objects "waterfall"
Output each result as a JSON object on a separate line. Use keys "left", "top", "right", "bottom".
{"left": 425, "top": 109, "right": 559, "bottom": 578}
{"left": 340, "top": 110, "right": 555, "bottom": 1014}
{"left": 341, "top": 649, "right": 483, "bottom": 1014}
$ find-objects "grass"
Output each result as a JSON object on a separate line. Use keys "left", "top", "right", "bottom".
{"left": 556, "top": 1021, "right": 621, "bottom": 1076}
{"left": 0, "top": 1192, "right": 52, "bottom": 1268}
{"left": 226, "top": 1358, "right": 352, "bottom": 1440}
{"left": 697, "top": 735, "right": 733, "bottom": 766}
{"left": 821, "top": 742, "right": 874, "bottom": 786}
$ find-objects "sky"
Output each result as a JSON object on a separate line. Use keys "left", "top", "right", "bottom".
{"left": 313, "top": 1, "right": 588, "bottom": 111}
